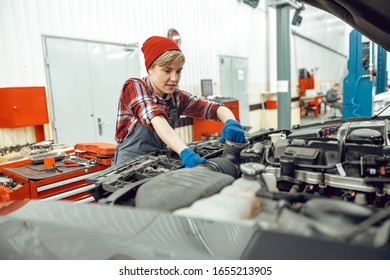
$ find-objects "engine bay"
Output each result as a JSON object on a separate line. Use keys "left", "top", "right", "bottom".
{"left": 87, "top": 116, "right": 390, "bottom": 256}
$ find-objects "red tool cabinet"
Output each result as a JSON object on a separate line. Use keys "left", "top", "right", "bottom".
{"left": 0, "top": 87, "right": 49, "bottom": 142}
{"left": 0, "top": 159, "right": 107, "bottom": 204}
{"left": 192, "top": 98, "right": 240, "bottom": 141}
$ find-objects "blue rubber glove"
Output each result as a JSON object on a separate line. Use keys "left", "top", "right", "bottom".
{"left": 180, "top": 148, "right": 206, "bottom": 168}
{"left": 220, "top": 119, "right": 245, "bottom": 143}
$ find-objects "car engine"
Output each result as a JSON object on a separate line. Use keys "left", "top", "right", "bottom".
{"left": 87, "top": 116, "right": 390, "bottom": 257}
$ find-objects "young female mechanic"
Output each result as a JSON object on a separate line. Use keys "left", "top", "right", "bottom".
{"left": 113, "top": 36, "right": 245, "bottom": 167}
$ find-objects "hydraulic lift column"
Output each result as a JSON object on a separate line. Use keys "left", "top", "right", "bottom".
{"left": 276, "top": 3, "right": 291, "bottom": 129}
{"left": 343, "top": 30, "right": 373, "bottom": 118}
{"left": 268, "top": 0, "right": 301, "bottom": 129}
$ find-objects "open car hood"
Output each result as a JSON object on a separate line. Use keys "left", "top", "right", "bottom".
{"left": 299, "top": 0, "right": 390, "bottom": 51}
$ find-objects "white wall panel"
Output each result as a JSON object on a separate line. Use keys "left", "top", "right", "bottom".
{"left": 0, "top": 0, "right": 270, "bottom": 88}
{"left": 0, "top": 0, "right": 351, "bottom": 148}
{"left": 290, "top": 5, "right": 351, "bottom": 90}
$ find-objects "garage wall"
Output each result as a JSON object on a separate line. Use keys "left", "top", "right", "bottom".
{"left": 290, "top": 5, "right": 351, "bottom": 93}
{"left": 0, "top": 0, "right": 350, "bottom": 148}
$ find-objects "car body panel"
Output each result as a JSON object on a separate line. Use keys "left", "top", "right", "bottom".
{"left": 299, "top": 0, "right": 390, "bottom": 51}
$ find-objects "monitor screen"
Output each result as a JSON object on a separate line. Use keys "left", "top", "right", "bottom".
{"left": 201, "top": 79, "right": 213, "bottom": 97}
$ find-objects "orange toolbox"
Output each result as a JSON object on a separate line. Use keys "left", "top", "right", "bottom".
{"left": 74, "top": 142, "right": 116, "bottom": 166}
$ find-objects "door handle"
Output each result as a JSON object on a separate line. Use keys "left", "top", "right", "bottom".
{"left": 97, "top": 118, "right": 110, "bottom": 136}
{"left": 97, "top": 117, "right": 103, "bottom": 136}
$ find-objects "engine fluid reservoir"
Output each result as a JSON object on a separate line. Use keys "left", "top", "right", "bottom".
{"left": 174, "top": 193, "right": 260, "bottom": 222}
{"left": 173, "top": 163, "right": 265, "bottom": 222}
{"left": 231, "top": 162, "right": 265, "bottom": 191}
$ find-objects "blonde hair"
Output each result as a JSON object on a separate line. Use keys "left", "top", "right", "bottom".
{"left": 151, "top": 50, "right": 185, "bottom": 68}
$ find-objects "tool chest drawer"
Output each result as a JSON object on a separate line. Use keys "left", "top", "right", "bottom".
{"left": 0, "top": 161, "right": 107, "bottom": 203}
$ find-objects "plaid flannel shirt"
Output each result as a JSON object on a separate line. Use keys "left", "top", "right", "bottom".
{"left": 115, "top": 77, "right": 222, "bottom": 144}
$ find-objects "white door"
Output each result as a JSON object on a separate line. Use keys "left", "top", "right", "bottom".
{"left": 219, "top": 56, "right": 250, "bottom": 126}
{"left": 43, "top": 36, "right": 140, "bottom": 146}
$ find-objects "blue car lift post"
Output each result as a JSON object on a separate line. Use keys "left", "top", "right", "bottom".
{"left": 343, "top": 30, "right": 388, "bottom": 119}
{"left": 343, "top": 30, "right": 373, "bottom": 119}
{"left": 376, "top": 47, "right": 388, "bottom": 94}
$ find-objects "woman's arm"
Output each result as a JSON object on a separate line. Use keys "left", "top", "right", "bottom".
{"left": 217, "top": 105, "right": 236, "bottom": 123}
{"left": 151, "top": 115, "right": 187, "bottom": 155}
{"left": 151, "top": 115, "right": 206, "bottom": 168}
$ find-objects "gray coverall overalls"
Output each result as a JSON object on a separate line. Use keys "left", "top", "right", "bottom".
{"left": 112, "top": 97, "right": 178, "bottom": 165}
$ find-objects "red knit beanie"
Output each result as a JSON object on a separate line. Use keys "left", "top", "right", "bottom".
{"left": 141, "top": 36, "right": 181, "bottom": 71}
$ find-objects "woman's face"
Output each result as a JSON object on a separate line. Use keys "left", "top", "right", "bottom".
{"left": 148, "top": 60, "right": 183, "bottom": 96}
